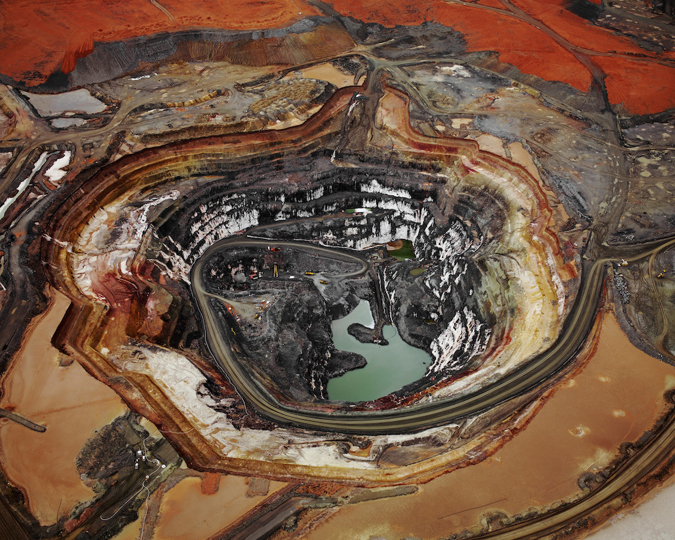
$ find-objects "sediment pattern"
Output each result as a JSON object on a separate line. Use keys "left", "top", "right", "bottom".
{"left": 0, "top": 3, "right": 674, "bottom": 538}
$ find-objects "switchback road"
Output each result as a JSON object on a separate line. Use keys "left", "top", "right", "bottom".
{"left": 192, "top": 234, "right": 675, "bottom": 435}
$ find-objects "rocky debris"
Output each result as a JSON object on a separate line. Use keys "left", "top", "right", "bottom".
{"left": 158, "top": 160, "right": 432, "bottom": 271}
{"left": 205, "top": 272, "right": 368, "bottom": 401}
{"left": 612, "top": 247, "right": 675, "bottom": 362}
{"left": 348, "top": 323, "right": 389, "bottom": 345}
{"left": 246, "top": 477, "right": 271, "bottom": 498}
{"left": 613, "top": 272, "right": 631, "bottom": 304}
{"left": 76, "top": 416, "right": 138, "bottom": 490}
{"left": 324, "top": 350, "right": 367, "bottom": 379}
{"left": 184, "top": 145, "right": 569, "bottom": 402}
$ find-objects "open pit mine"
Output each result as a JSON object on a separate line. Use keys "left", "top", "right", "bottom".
{"left": 0, "top": 1, "right": 674, "bottom": 539}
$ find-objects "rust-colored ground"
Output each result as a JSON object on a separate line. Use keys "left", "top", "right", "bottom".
{"left": 298, "top": 310, "right": 675, "bottom": 539}
{"left": 151, "top": 474, "right": 287, "bottom": 539}
{"left": 2, "top": 0, "right": 673, "bottom": 114}
{"left": 326, "top": 0, "right": 674, "bottom": 114}
{"left": 330, "top": 0, "right": 592, "bottom": 92}
{"left": 594, "top": 56, "right": 675, "bottom": 115}
{"left": 509, "top": 0, "right": 666, "bottom": 56}
{"left": 0, "top": 289, "right": 128, "bottom": 526}
{"left": 0, "top": 0, "right": 318, "bottom": 84}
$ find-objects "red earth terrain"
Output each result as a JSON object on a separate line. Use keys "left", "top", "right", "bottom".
{"left": 1, "top": 0, "right": 673, "bottom": 114}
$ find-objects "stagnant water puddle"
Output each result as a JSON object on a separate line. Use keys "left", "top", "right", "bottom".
{"left": 327, "top": 300, "right": 431, "bottom": 402}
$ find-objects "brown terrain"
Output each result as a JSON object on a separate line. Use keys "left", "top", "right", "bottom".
{"left": 0, "top": 0, "right": 674, "bottom": 538}
{"left": 285, "top": 310, "right": 675, "bottom": 539}
{"left": 0, "top": 289, "right": 128, "bottom": 525}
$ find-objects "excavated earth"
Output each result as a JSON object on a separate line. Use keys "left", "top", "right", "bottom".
{"left": 0, "top": 1, "right": 674, "bottom": 539}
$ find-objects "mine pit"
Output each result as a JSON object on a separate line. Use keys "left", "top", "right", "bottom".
{"left": 31, "top": 87, "right": 579, "bottom": 487}
{"left": 2, "top": 6, "right": 674, "bottom": 536}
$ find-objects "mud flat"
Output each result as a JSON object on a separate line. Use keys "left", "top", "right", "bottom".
{"left": 294, "top": 311, "right": 675, "bottom": 539}
{"left": 152, "top": 474, "right": 287, "bottom": 539}
{"left": 20, "top": 89, "right": 107, "bottom": 116}
{"left": 0, "top": 288, "right": 128, "bottom": 526}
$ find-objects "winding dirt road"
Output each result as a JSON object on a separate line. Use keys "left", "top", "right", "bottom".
{"left": 192, "top": 234, "right": 675, "bottom": 435}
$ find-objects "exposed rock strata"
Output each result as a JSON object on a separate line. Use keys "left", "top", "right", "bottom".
{"left": 37, "top": 85, "right": 578, "bottom": 481}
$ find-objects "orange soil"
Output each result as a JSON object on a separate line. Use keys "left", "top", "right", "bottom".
{"left": 509, "top": 0, "right": 657, "bottom": 55}
{"left": 0, "top": 0, "right": 318, "bottom": 85}
{"left": 330, "top": 0, "right": 593, "bottom": 92}
{"left": 594, "top": 56, "right": 675, "bottom": 115}
{"left": 301, "top": 311, "right": 675, "bottom": 539}
{"left": 151, "top": 474, "right": 287, "bottom": 540}
{"left": 2, "top": 0, "right": 673, "bottom": 114}
{"left": 506, "top": 0, "right": 675, "bottom": 114}
{"left": 328, "top": 0, "right": 675, "bottom": 113}
{"left": 0, "top": 289, "right": 128, "bottom": 526}
{"left": 200, "top": 472, "right": 221, "bottom": 495}
{"left": 435, "top": 2, "right": 596, "bottom": 92}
